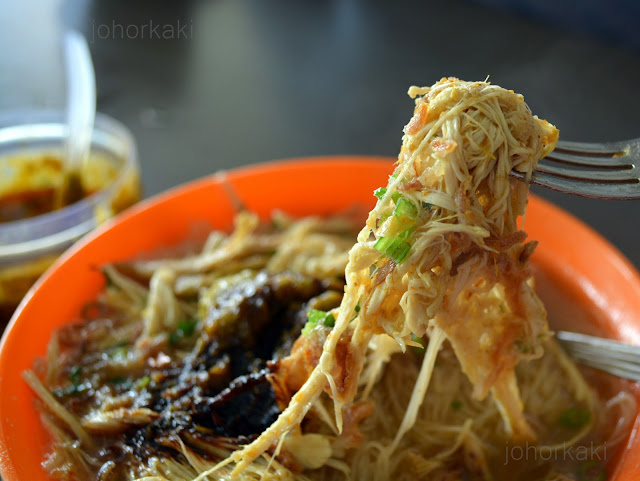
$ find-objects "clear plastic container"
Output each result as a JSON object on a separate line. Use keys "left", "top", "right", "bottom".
{"left": 0, "top": 110, "right": 141, "bottom": 326}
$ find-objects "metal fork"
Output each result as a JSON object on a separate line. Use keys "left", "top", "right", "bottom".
{"left": 556, "top": 331, "right": 640, "bottom": 382}
{"left": 511, "top": 138, "right": 640, "bottom": 200}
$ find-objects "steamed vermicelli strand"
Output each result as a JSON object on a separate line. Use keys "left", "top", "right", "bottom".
{"left": 27, "top": 78, "right": 635, "bottom": 481}
{"left": 389, "top": 326, "right": 446, "bottom": 453}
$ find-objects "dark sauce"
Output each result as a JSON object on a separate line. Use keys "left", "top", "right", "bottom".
{"left": 53, "top": 270, "right": 343, "bottom": 477}
{"left": 0, "top": 156, "right": 81, "bottom": 223}
{"left": 0, "top": 154, "right": 140, "bottom": 332}
{"left": 0, "top": 187, "right": 59, "bottom": 223}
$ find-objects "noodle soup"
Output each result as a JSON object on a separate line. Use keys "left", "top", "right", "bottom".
{"left": 24, "top": 212, "right": 634, "bottom": 481}
{"left": 7, "top": 78, "right": 639, "bottom": 481}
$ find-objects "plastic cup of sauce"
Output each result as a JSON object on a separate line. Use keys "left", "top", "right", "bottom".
{"left": 0, "top": 110, "right": 141, "bottom": 328}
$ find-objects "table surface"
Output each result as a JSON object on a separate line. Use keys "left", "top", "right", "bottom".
{"left": 2, "top": 0, "right": 639, "bottom": 269}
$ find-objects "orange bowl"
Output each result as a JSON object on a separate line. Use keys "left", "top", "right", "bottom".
{"left": 1, "top": 157, "right": 640, "bottom": 480}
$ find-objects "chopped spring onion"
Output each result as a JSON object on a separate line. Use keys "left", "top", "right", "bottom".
{"left": 177, "top": 319, "right": 197, "bottom": 336}
{"left": 307, "top": 309, "right": 327, "bottom": 325}
{"left": 558, "top": 407, "right": 591, "bottom": 428}
{"left": 374, "top": 187, "right": 387, "bottom": 199}
{"left": 302, "top": 309, "right": 335, "bottom": 336}
{"left": 70, "top": 366, "right": 82, "bottom": 383}
{"left": 391, "top": 191, "right": 401, "bottom": 203}
{"left": 399, "top": 227, "right": 414, "bottom": 239}
{"left": 394, "top": 197, "right": 418, "bottom": 219}
{"left": 410, "top": 333, "right": 426, "bottom": 355}
{"left": 169, "top": 319, "right": 198, "bottom": 345}
{"left": 55, "top": 366, "right": 90, "bottom": 398}
{"left": 137, "top": 376, "right": 151, "bottom": 390}
{"left": 451, "top": 400, "right": 463, "bottom": 411}
{"left": 53, "top": 382, "right": 90, "bottom": 398}
{"left": 374, "top": 237, "right": 411, "bottom": 264}
{"left": 411, "top": 333, "right": 425, "bottom": 349}
{"left": 109, "top": 340, "right": 130, "bottom": 359}
{"left": 514, "top": 340, "right": 533, "bottom": 354}
{"left": 109, "top": 377, "right": 133, "bottom": 390}
{"left": 577, "top": 461, "right": 606, "bottom": 481}
{"left": 323, "top": 314, "right": 336, "bottom": 328}
{"left": 301, "top": 323, "right": 315, "bottom": 337}
{"left": 351, "top": 302, "right": 362, "bottom": 321}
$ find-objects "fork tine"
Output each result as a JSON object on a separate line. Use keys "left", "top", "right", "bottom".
{"left": 565, "top": 348, "right": 640, "bottom": 370}
{"left": 561, "top": 343, "right": 639, "bottom": 364}
{"left": 556, "top": 332, "right": 640, "bottom": 382}
{"left": 535, "top": 163, "right": 636, "bottom": 182}
{"left": 556, "top": 331, "right": 640, "bottom": 357}
{"left": 556, "top": 139, "right": 628, "bottom": 155}
{"left": 546, "top": 150, "right": 634, "bottom": 168}
{"left": 556, "top": 331, "right": 638, "bottom": 352}
{"left": 565, "top": 352, "right": 640, "bottom": 379}
{"left": 568, "top": 356, "right": 640, "bottom": 382}
{"left": 600, "top": 366, "right": 640, "bottom": 383}
{"left": 512, "top": 170, "right": 640, "bottom": 200}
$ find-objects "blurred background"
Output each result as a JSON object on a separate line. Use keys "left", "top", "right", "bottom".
{"left": 1, "top": 0, "right": 639, "bottom": 267}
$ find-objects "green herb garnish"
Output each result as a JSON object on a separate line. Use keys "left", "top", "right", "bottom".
{"left": 178, "top": 319, "right": 197, "bottom": 336}
{"left": 108, "top": 340, "right": 130, "bottom": 360}
{"left": 409, "top": 333, "right": 426, "bottom": 355}
{"left": 307, "top": 309, "right": 327, "bottom": 324}
{"left": 302, "top": 309, "right": 335, "bottom": 336}
{"left": 136, "top": 376, "right": 151, "bottom": 390}
{"left": 577, "top": 461, "right": 606, "bottom": 481}
{"left": 69, "top": 366, "right": 82, "bottom": 383}
{"left": 393, "top": 197, "right": 418, "bottom": 219}
{"left": 559, "top": 407, "right": 591, "bottom": 428}
{"left": 514, "top": 340, "right": 533, "bottom": 354}
{"left": 374, "top": 187, "right": 387, "bottom": 199}
{"left": 53, "top": 382, "right": 90, "bottom": 398}
{"left": 411, "top": 334, "right": 425, "bottom": 349}
{"left": 451, "top": 400, "right": 463, "bottom": 411}
{"left": 169, "top": 319, "right": 198, "bottom": 345}
{"left": 323, "top": 313, "right": 336, "bottom": 328}
{"left": 109, "top": 377, "right": 133, "bottom": 390}
{"left": 374, "top": 237, "right": 411, "bottom": 264}
{"left": 55, "top": 365, "right": 90, "bottom": 398}
{"left": 398, "top": 226, "right": 415, "bottom": 239}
